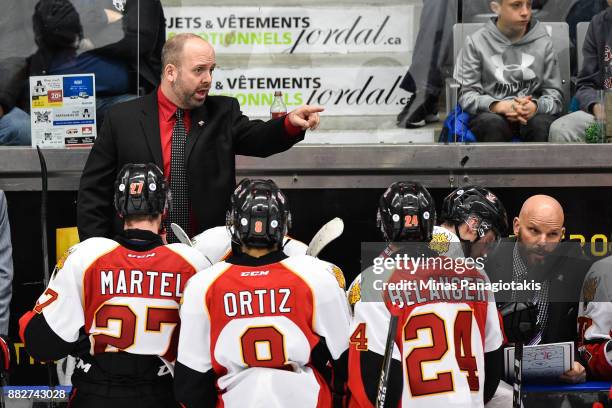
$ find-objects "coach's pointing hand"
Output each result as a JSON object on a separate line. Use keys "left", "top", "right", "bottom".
{"left": 287, "top": 105, "right": 324, "bottom": 131}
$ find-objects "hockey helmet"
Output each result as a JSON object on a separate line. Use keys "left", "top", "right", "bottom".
{"left": 440, "top": 186, "right": 508, "bottom": 238}
{"left": 114, "top": 163, "right": 170, "bottom": 217}
{"left": 377, "top": 181, "right": 436, "bottom": 242}
{"left": 227, "top": 179, "right": 291, "bottom": 248}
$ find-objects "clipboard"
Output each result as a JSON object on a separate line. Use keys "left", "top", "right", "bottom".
{"left": 504, "top": 341, "right": 574, "bottom": 382}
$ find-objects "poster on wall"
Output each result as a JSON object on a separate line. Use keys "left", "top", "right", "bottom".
{"left": 164, "top": 6, "right": 413, "bottom": 55}
{"left": 29, "top": 74, "right": 96, "bottom": 148}
{"left": 210, "top": 66, "right": 412, "bottom": 116}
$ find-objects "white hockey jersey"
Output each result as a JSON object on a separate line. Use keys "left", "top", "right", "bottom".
{"left": 192, "top": 226, "right": 308, "bottom": 264}
{"left": 578, "top": 255, "right": 612, "bottom": 379}
{"left": 175, "top": 253, "right": 351, "bottom": 408}
{"left": 347, "top": 229, "right": 502, "bottom": 408}
{"left": 20, "top": 237, "right": 210, "bottom": 363}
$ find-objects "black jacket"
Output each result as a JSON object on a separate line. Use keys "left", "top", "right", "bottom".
{"left": 485, "top": 237, "right": 592, "bottom": 344}
{"left": 77, "top": 91, "right": 304, "bottom": 241}
{"left": 576, "top": 7, "right": 612, "bottom": 112}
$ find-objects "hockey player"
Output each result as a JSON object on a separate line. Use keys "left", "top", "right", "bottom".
{"left": 347, "top": 181, "right": 504, "bottom": 408}
{"left": 192, "top": 225, "right": 307, "bottom": 265}
{"left": 577, "top": 256, "right": 612, "bottom": 380}
{"left": 19, "top": 163, "right": 210, "bottom": 407}
{"left": 437, "top": 185, "right": 509, "bottom": 259}
{"left": 347, "top": 185, "right": 507, "bottom": 306}
{"left": 174, "top": 178, "right": 351, "bottom": 407}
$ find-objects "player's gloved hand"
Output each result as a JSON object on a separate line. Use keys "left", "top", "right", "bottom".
{"left": 498, "top": 302, "right": 539, "bottom": 343}
{"left": 0, "top": 335, "right": 13, "bottom": 375}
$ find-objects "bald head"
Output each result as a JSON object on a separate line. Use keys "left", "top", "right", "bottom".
{"left": 514, "top": 195, "right": 565, "bottom": 265}
{"left": 518, "top": 195, "right": 564, "bottom": 226}
{"left": 161, "top": 33, "right": 213, "bottom": 70}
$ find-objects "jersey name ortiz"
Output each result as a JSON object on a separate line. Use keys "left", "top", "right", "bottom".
{"left": 174, "top": 253, "right": 351, "bottom": 408}
{"left": 20, "top": 236, "right": 208, "bottom": 363}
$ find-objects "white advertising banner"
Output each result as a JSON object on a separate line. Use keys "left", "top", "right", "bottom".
{"left": 164, "top": 6, "right": 413, "bottom": 54}
{"left": 29, "top": 74, "right": 96, "bottom": 148}
{"left": 210, "top": 67, "right": 412, "bottom": 116}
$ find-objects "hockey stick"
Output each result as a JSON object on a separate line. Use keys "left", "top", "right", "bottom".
{"left": 306, "top": 217, "right": 344, "bottom": 257}
{"left": 36, "top": 147, "right": 57, "bottom": 408}
{"left": 376, "top": 313, "right": 399, "bottom": 408}
{"left": 170, "top": 223, "right": 193, "bottom": 247}
{"left": 37, "top": 147, "right": 51, "bottom": 287}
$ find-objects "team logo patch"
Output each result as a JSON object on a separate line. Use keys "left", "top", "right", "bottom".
{"left": 582, "top": 276, "right": 599, "bottom": 307}
{"left": 348, "top": 280, "right": 361, "bottom": 306}
{"left": 429, "top": 232, "right": 450, "bottom": 254}
{"left": 55, "top": 247, "right": 75, "bottom": 272}
{"left": 485, "top": 192, "right": 497, "bottom": 203}
{"left": 331, "top": 265, "right": 346, "bottom": 289}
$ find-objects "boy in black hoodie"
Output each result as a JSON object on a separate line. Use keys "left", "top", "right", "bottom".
{"left": 549, "top": 0, "right": 612, "bottom": 142}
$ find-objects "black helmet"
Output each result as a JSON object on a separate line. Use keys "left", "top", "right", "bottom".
{"left": 377, "top": 181, "right": 436, "bottom": 242}
{"left": 440, "top": 186, "right": 508, "bottom": 238}
{"left": 227, "top": 179, "right": 291, "bottom": 248}
{"left": 114, "top": 163, "right": 170, "bottom": 218}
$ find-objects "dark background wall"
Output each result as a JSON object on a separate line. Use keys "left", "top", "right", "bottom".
{"left": 5, "top": 186, "right": 611, "bottom": 384}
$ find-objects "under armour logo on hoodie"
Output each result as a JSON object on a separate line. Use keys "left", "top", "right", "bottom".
{"left": 491, "top": 48, "right": 536, "bottom": 84}
{"left": 113, "top": 0, "right": 126, "bottom": 12}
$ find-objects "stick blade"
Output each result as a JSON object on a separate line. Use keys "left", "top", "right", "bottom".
{"left": 306, "top": 217, "right": 344, "bottom": 257}
{"left": 170, "top": 223, "right": 193, "bottom": 247}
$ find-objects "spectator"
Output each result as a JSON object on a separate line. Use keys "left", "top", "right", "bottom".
{"left": 397, "top": 0, "right": 498, "bottom": 129}
{"left": 0, "top": 72, "right": 31, "bottom": 146}
{"left": 562, "top": 0, "right": 608, "bottom": 75}
{"left": 77, "top": 33, "right": 323, "bottom": 243}
{"left": 59, "top": 0, "right": 165, "bottom": 123}
{"left": 454, "top": 0, "right": 563, "bottom": 142}
{"left": 549, "top": 1, "right": 612, "bottom": 142}
{"left": 396, "top": 0, "right": 517, "bottom": 129}
{"left": 485, "top": 195, "right": 591, "bottom": 383}
{"left": 396, "top": 0, "right": 457, "bottom": 129}
{"left": 0, "top": 0, "right": 165, "bottom": 145}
